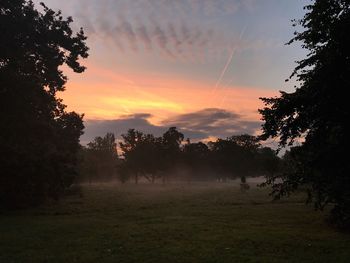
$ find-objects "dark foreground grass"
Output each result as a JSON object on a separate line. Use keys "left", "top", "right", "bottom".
{"left": 1, "top": 182, "right": 350, "bottom": 263}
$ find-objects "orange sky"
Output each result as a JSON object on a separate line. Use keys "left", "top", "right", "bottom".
{"left": 60, "top": 63, "right": 278, "bottom": 126}
{"left": 39, "top": 0, "right": 306, "bottom": 142}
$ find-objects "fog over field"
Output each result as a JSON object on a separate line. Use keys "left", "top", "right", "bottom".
{"left": 1, "top": 0, "right": 350, "bottom": 262}
{"left": 2, "top": 182, "right": 350, "bottom": 262}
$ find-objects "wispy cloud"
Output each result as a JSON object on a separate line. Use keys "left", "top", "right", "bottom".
{"left": 135, "top": 23, "right": 153, "bottom": 51}
{"left": 151, "top": 19, "right": 174, "bottom": 57}
{"left": 35, "top": 0, "right": 258, "bottom": 61}
{"left": 119, "top": 17, "right": 138, "bottom": 52}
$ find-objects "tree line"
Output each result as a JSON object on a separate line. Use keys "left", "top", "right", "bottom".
{"left": 78, "top": 128, "right": 281, "bottom": 185}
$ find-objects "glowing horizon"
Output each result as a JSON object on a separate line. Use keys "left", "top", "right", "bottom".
{"left": 60, "top": 63, "right": 278, "bottom": 123}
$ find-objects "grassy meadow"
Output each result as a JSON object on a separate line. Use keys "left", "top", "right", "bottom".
{"left": 1, "top": 181, "right": 350, "bottom": 263}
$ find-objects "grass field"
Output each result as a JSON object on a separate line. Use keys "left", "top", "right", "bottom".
{"left": 1, "top": 182, "right": 350, "bottom": 263}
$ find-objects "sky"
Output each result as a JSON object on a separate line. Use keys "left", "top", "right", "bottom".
{"left": 33, "top": 0, "right": 308, "bottom": 144}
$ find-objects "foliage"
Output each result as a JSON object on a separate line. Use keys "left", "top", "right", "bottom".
{"left": 259, "top": 0, "right": 350, "bottom": 228}
{"left": 209, "top": 135, "right": 265, "bottom": 181}
{"left": 79, "top": 133, "right": 119, "bottom": 183}
{"left": 115, "top": 129, "right": 279, "bottom": 184}
{"left": 0, "top": 0, "right": 88, "bottom": 208}
{"left": 119, "top": 128, "right": 182, "bottom": 183}
{"left": 183, "top": 140, "right": 211, "bottom": 180}
{"left": 257, "top": 147, "right": 282, "bottom": 178}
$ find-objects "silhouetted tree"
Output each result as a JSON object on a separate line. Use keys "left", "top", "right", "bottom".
{"left": 78, "top": 146, "right": 97, "bottom": 184}
{"left": 119, "top": 129, "right": 144, "bottom": 184}
{"left": 161, "top": 127, "right": 184, "bottom": 183}
{"left": 119, "top": 129, "right": 165, "bottom": 184}
{"left": 162, "top": 127, "right": 184, "bottom": 151}
{"left": 183, "top": 140, "right": 210, "bottom": 181}
{"left": 257, "top": 147, "right": 281, "bottom": 178}
{"left": 209, "top": 138, "right": 240, "bottom": 182}
{"left": 209, "top": 135, "right": 262, "bottom": 182}
{"left": 118, "top": 128, "right": 186, "bottom": 184}
{"left": 229, "top": 134, "right": 260, "bottom": 151}
{"left": 228, "top": 135, "right": 261, "bottom": 178}
{"left": 79, "top": 133, "right": 118, "bottom": 182}
{"left": 259, "top": 0, "right": 350, "bottom": 228}
{"left": 137, "top": 134, "right": 164, "bottom": 183}
{"left": 132, "top": 134, "right": 160, "bottom": 182}
{"left": 0, "top": 0, "right": 88, "bottom": 208}
{"left": 117, "top": 127, "right": 280, "bottom": 184}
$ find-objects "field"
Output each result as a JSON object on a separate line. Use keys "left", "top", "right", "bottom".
{"left": 1, "top": 182, "right": 350, "bottom": 263}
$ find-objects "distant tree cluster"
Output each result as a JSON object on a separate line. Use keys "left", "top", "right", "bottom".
{"left": 78, "top": 128, "right": 281, "bottom": 185}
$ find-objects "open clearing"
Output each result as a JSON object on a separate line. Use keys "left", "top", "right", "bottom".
{"left": 1, "top": 182, "right": 350, "bottom": 263}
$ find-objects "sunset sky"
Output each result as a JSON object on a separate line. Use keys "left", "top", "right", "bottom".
{"left": 33, "top": 0, "right": 307, "bottom": 144}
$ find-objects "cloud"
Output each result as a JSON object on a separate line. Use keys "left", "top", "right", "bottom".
{"left": 121, "top": 113, "right": 153, "bottom": 119}
{"left": 152, "top": 21, "right": 174, "bottom": 57}
{"left": 113, "top": 17, "right": 222, "bottom": 59}
{"left": 81, "top": 113, "right": 163, "bottom": 145}
{"left": 167, "top": 23, "right": 183, "bottom": 53}
{"left": 135, "top": 23, "right": 153, "bottom": 51}
{"left": 119, "top": 18, "right": 138, "bottom": 52}
{"left": 163, "top": 108, "right": 261, "bottom": 139}
{"left": 81, "top": 108, "right": 261, "bottom": 144}
{"left": 35, "top": 0, "right": 255, "bottom": 61}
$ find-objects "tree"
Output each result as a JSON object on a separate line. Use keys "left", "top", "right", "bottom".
{"left": 183, "top": 140, "right": 210, "bottom": 181}
{"left": 0, "top": 1, "right": 88, "bottom": 208}
{"left": 259, "top": 0, "right": 350, "bottom": 228}
{"left": 87, "top": 133, "right": 118, "bottom": 157}
{"left": 228, "top": 135, "right": 261, "bottom": 181}
{"left": 120, "top": 130, "right": 162, "bottom": 183}
{"left": 119, "top": 129, "right": 144, "bottom": 184}
{"left": 208, "top": 135, "right": 262, "bottom": 182}
{"left": 118, "top": 128, "right": 185, "bottom": 184}
{"left": 257, "top": 147, "right": 281, "bottom": 178}
{"left": 136, "top": 134, "right": 163, "bottom": 183}
{"left": 161, "top": 127, "right": 184, "bottom": 183}
{"left": 79, "top": 133, "right": 119, "bottom": 182}
{"left": 229, "top": 134, "right": 260, "bottom": 151}
{"left": 209, "top": 138, "right": 240, "bottom": 182}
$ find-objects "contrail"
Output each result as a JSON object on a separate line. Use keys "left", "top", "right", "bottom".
{"left": 211, "top": 26, "right": 247, "bottom": 106}
{"left": 208, "top": 44, "right": 236, "bottom": 102}
{"left": 214, "top": 45, "right": 236, "bottom": 89}
{"left": 214, "top": 26, "right": 246, "bottom": 89}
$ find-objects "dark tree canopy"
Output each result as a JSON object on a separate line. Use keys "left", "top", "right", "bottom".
{"left": 0, "top": 0, "right": 88, "bottom": 208}
{"left": 87, "top": 133, "right": 118, "bottom": 158}
{"left": 78, "top": 133, "right": 118, "bottom": 183}
{"left": 259, "top": 0, "right": 350, "bottom": 228}
{"left": 118, "top": 128, "right": 184, "bottom": 184}
{"left": 112, "top": 128, "right": 278, "bottom": 184}
{"left": 209, "top": 135, "right": 263, "bottom": 182}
